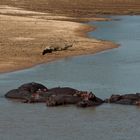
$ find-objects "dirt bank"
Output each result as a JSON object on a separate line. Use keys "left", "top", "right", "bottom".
{"left": 0, "top": 6, "right": 117, "bottom": 73}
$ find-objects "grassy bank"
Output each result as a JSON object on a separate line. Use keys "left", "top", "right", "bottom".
{"left": 1, "top": 0, "right": 140, "bottom": 16}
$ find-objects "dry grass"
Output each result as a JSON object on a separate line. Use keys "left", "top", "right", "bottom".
{"left": 1, "top": 0, "right": 140, "bottom": 16}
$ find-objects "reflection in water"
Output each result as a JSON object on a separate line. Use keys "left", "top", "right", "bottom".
{"left": 0, "top": 16, "right": 140, "bottom": 140}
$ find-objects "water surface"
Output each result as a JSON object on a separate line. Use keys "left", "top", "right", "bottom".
{"left": 0, "top": 16, "right": 140, "bottom": 140}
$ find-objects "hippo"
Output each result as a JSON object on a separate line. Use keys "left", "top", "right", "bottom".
{"left": 5, "top": 84, "right": 79, "bottom": 100}
{"left": 5, "top": 82, "right": 48, "bottom": 102}
{"left": 105, "top": 94, "right": 122, "bottom": 103}
{"left": 77, "top": 94, "right": 104, "bottom": 107}
{"left": 106, "top": 93, "right": 140, "bottom": 105}
{"left": 5, "top": 84, "right": 80, "bottom": 103}
{"left": 5, "top": 82, "right": 104, "bottom": 107}
{"left": 46, "top": 90, "right": 104, "bottom": 107}
{"left": 46, "top": 95, "right": 82, "bottom": 106}
{"left": 46, "top": 87, "right": 78, "bottom": 97}
{"left": 45, "top": 87, "right": 81, "bottom": 106}
{"left": 77, "top": 100, "right": 100, "bottom": 107}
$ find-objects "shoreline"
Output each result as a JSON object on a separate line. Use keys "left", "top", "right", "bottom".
{"left": 0, "top": 6, "right": 118, "bottom": 74}
{"left": 0, "top": 17, "right": 117, "bottom": 74}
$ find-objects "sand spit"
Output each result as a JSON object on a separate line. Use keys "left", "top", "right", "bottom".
{"left": 0, "top": 5, "right": 117, "bottom": 73}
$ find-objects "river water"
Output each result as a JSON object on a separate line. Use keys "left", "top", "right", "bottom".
{"left": 0, "top": 16, "right": 140, "bottom": 140}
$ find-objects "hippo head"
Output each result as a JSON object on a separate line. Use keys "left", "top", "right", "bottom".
{"left": 108, "top": 94, "right": 122, "bottom": 103}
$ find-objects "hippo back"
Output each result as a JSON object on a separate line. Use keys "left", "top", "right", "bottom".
{"left": 5, "top": 89, "right": 30, "bottom": 99}
{"left": 5, "top": 82, "right": 48, "bottom": 99}
{"left": 18, "top": 82, "right": 48, "bottom": 93}
{"left": 47, "top": 87, "right": 78, "bottom": 97}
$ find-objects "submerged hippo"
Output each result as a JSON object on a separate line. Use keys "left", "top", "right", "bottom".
{"left": 77, "top": 96, "right": 104, "bottom": 107}
{"left": 46, "top": 95, "right": 81, "bottom": 106}
{"left": 46, "top": 90, "right": 104, "bottom": 107}
{"left": 5, "top": 83, "right": 79, "bottom": 103}
{"left": 5, "top": 82, "right": 103, "bottom": 107}
{"left": 5, "top": 82, "right": 48, "bottom": 102}
{"left": 105, "top": 93, "right": 140, "bottom": 105}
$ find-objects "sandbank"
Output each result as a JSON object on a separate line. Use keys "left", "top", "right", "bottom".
{"left": 0, "top": 4, "right": 118, "bottom": 73}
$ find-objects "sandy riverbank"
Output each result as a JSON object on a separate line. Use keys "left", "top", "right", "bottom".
{"left": 1, "top": 0, "right": 140, "bottom": 73}
{"left": 0, "top": 5, "right": 118, "bottom": 73}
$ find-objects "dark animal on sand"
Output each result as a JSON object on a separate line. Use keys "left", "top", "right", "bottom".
{"left": 42, "top": 43, "right": 73, "bottom": 55}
